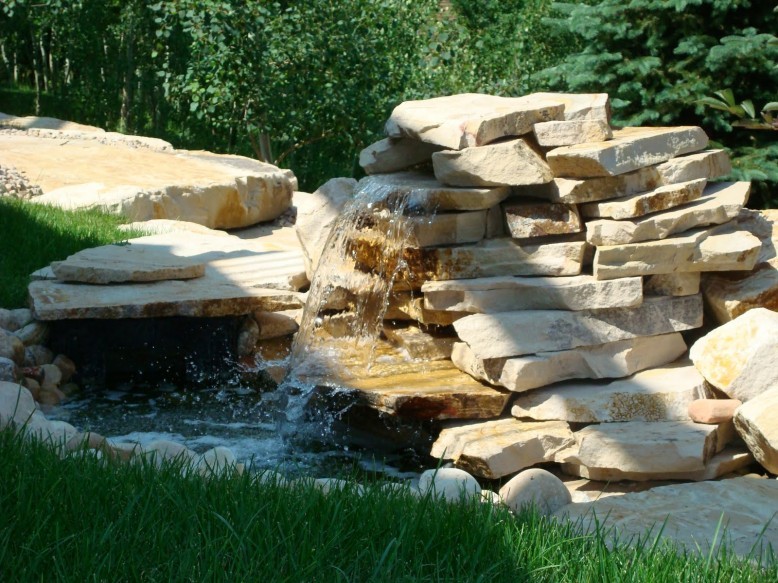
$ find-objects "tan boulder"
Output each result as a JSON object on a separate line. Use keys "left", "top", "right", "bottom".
{"left": 498, "top": 468, "right": 572, "bottom": 516}
{"left": 689, "top": 307, "right": 778, "bottom": 402}
{"left": 733, "top": 388, "right": 778, "bottom": 473}
{"left": 502, "top": 201, "right": 583, "bottom": 239}
{"left": 358, "top": 137, "right": 443, "bottom": 174}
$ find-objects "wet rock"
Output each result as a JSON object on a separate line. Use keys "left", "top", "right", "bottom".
{"left": 701, "top": 209, "right": 777, "bottom": 323}
{"left": 0, "top": 382, "right": 37, "bottom": 428}
{"left": 690, "top": 308, "right": 778, "bottom": 402}
{"left": 196, "top": 446, "right": 238, "bottom": 477}
{"left": 253, "top": 310, "right": 300, "bottom": 340}
{"left": 358, "top": 172, "right": 511, "bottom": 212}
{"left": 422, "top": 274, "right": 642, "bottom": 313}
{"left": 432, "top": 138, "right": 554, "bottom": 187}
{"left": 502, "top": 201, "right": 583, "bottom": 239}
{"left": 499, "top": 468, "right": 571, "bottom": 517}
{"left": 511, "top": 359, "right": 709, "bottom": 422}
{"left": 581, "top": 178, "right": 706, "bottom": 220}
{"left": 382, "top": 324, "right": 455, "bottom": 360}
{"left": 1, "top": 308, "right": 33, "bottom": 331}
{"left": 533, "top": 119, "right": 612, "bottom": 147}
{"left": 59, "top": 382, "right": 80, "bottom": 398}
{"left": 21, "top": 377, "right": 40, "bottom": 401}
{"left": 237, "top": 317, "right": 260, "bottom": 357}
{"left": 547, "top": 126, "right": 709, "bottom": 178}
{"left": 0, "top": 330, "right": 25, "bottom": 365}
{"left": 688, "top": 399, "right": 741, "bottom": 424}
{"left": 359, "top": 137, "right": 444, "bottom": 174}
{"left": 39, "top": 364, "right": 62, "bottom": 390}
{"left": 431, "top": 418, "right": 574, "bottom": 479}
{"left": 418, "top": 468, "right": 481, "bottom": 501}
{"left": 644, "top": 272, "right": 700, "bottom": 297}
{"left": 733, "top": 388, "right": 778, "bottom": 474}
{"left": 51, "top": 354, "right": 76, "bottom": 383}
{"left": 143, "top": 440, "right": 197, "bottom": 467}
{"left": 0, "top": 357, "right": 20, "bottom": 383}
{"left": 37, "top": 386, "right": 66, "bottom": 407}
{"left": 382, "top": 209, "right": 487, "bottom": 247}
{"left": 66, "top": 431, "right": 108, "bottom": 453}
{"left": 386, "top": 93, "right": 564, "bottom": 150}
{"left": 593, "top": 222, "right": 761, "bottom": 280}
{"left": 454, "top": 295, "right": 702, "bottom": 360}
{"left": 108, "top": 442, "right": 141, "bottom": 462}
{"left": 294, "top": 178, "right": 355, "bottom": 277}
{"left": 453, "top": 333, "right": 687, "bottom": 393}
{"left": 586, "top": 181, "right": 748, "bottom": 245}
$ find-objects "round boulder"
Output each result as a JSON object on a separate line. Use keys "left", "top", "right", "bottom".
{"left": 418, "top": 467, "right": 481, "bottom": 502}
{"left": 498, "top": 468, "right": 571, "bottom": 517}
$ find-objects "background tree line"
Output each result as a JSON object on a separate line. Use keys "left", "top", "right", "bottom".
{"left": 0, "top": 0, "right": 775, "bottom": 205}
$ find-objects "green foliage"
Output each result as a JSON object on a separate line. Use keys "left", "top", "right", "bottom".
{"left": 1, "top": 427, "right": 775, "bottom": 581}
{"left": 540, "top": 0, "right": 778, "bottom": 208}
{"left": 0, "top": 198, "right": 144, "bottom": 309}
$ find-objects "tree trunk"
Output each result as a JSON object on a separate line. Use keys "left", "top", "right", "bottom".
{"left": 120, "top": 26, "right": 135, "bottom": 133}
{"left": 30, "top": 29, "right": 42, "bottom": 115}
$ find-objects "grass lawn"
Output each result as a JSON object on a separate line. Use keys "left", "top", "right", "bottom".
{"left": 0, "top": 429, "right": 774, "bottom": 582}
{"left": 0, "top": 197, "right": 145, "bottom": 309}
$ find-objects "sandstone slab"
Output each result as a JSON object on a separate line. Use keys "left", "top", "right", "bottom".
{"left": 454, "top": 294, "right": 702, "bottom": 360}
{"left": 547, "top": 126, "right": 709, "bottom": 178}
{"left": 385, "top": 93, "right": 564, "bottom": 149}
{"left": 502, "top": 201, "right": 582, "bottom": 238}
{"left": 701, "top": 209, "right": 778, "bottom": 322}
{"left": 734, "top": 388, "right": 778, "bottom": 474}
{"left": 431, "top": 417, "right": 575, "bottom": 479}
{"left": 453, "top": 333, "right": 686, "bottom": 393}
{"left": 432, "top": 138, "right": 553, "bottom": 187}
{"left": 1, "top": 134, "right": 294, "bottom": 228}
{"left": 690, "top": 307, "right": 778, "bottom": 403}
{"left": 528, "top": 92, "right": 611, "bottom": 122}
{"left": 533, "top": 119, "right": 612, "bottom": 147}
{"left": 422, "top": 274, "right": 643, "bottom": 313}
{"left": 644, "top": 272, "right": 700, "bottom": 296}
{"left": 357, "top": 172, "right": 510, "bottom": 211}
{"left": 592, "top": 222, "right": 761, "bottom": 280}
{"left": 386, "top": 293, "right": 468, "bottom": 326}
{"left": 560, "top": 420, "right": 731, "bottom": 474}
{"left": 511, "top": 360, "right": 709, "bottom": 422}
{"left": 50, "top": 243, "right": 206, "bottom": 284}
{"left": 515, "top": 149, "right": 731, "bottom": 204}
{"left": 688, "top": 398, "right": 741, "bottom": 424}
{"left": 554, "top": 477, "right": 778, "bottom": 559}
{"left": 29, "top": 230, "right": 306, "bottom": 320}
{"left": 383, "top": 324, "right": 455, "bottom": 361}
{"left": 586, "top": 181, "right": 750, "bottom": 246}
{"left": 375, "top": 209, "right": 487, "bottom": 247}
{"left": 580, "top": 178, "right": 705, "bottom": 220}
{"left": 561, "top": 446, "right": 753, "bottom": 482}
{"left": 358, "top": 138, "right": 443, "bottom": 174}
{"left": 354, "top": 236, "right": 586, "bottom": 283}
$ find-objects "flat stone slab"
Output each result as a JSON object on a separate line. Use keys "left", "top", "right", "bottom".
{"left": 511, "top": 359, "right": 710, "bottom": 422}
{"left": 453, "top": 333, "right": 687, "bottom": 393}
{"left": 690, "top": 307, "right": 778, "bottom": 403}
{"left": 734, "top": 388, "right": 778, "bottom": 474}
{"left": 374, "top": 209, "right": 487, "bottom": 248}
{"left": 554, "top": 477, "right": 778, "bottom": 560}
{"left": 502, "top": 201, "right": 583, "bottom": 239}
{"left": 528, "top": 92, "right": 611, "bottom": 122}
{"left": 533, "top": 119, "right": 612, "bottom": 147}
{"left": 422, "top": 274, "right": 643, "bottom": 313}
{"left": 546, "top": 126, "right": 709, "bottom": 177}
{"left": 29, "top": 229, "right": 307, "bottom": 320}
{"left": 559, "top": 420, "right": 731, "bottom": 474}
{"left": 701, "top": 209, "right": 778, "bottom": 323}
{"left": 586, "top": 181, "right": 749, "bottom": 246}
{"left": 432, "top": 138, "right": 553, "bottom": 187}
{"left": 561, "top": 446, "right": 754, "bottom": 483}
{"left": 387, "top": 293, "right": 468, "bottom": 326}
{"left": 0, "top": 133, "right": 294, "bottom": 228}
{"left": 515, "top": 149, "right": 731, "bottom": 204}
{"left": 357, "top": 172, "right": 510, "bottom": 211}
{"left": 385, "top": 93, "right": 564, "bottom": 149}
{"left": 358, "top": 138, "right": 444, "bottom": 174}
{"left": 354, "top": 236, "right": 586, "bottom": 282}
{"left": 454, "top": 294, "right": 703, "bottom": 360}
{"left": 431, "top": 418, "right": 575, "bottom": 479}
{"left": 580, "top": 178, "right": 706, "bottom": 220}
{"left": 50, "top": 242, "right": 206, "bottom": 284}
{"left": 593, "top": 221, "right": 762, "bottom": 280}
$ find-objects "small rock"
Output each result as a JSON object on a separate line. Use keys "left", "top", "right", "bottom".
{"left": 0, "top": 382, "right": 37, "bottom": 428}
{"left": 253, "top": 310, "right": 300, "bottom": 340}
{"left": 109, "top": 442, "right": 141, "bottom": 462}
{"left": 37, "top": 386, "right": 66, "bottom": 407}
{"left": 237, "top": 317, "right": 259, "bottom": 357}
{"left": 7, "top": 308, "right": 32, "bottom": 331}
{"left": 690, "top": 307, "right": 778, "bottom": 402}
{"left": 24, "top": 345, "right": 54, "bottom": 367}
{"left": 0, "top": 357, "right": 20, "bottom": 382}
{"left": 733, "top": 388, "right": 778, "bottom": 474}
{"left": 498, "top": 468, "right": 571, "bottom": 516}
{"left": 0, "top": 330, "right": 25, "bottom": 365}
{"left": 143, "top": 440, "right": 196, "bottom": 467}
{"left": 39, "top": 363, "right": 63, "bottom": 390}
{"left": 66, "top": 431, "right": 108, "bottom": 453}
{"left": 59, "top": 382, "right": 80, "bottom": 398}
{"left": 52, "top": 354, "right": 76, "bottom": 383}
{"left": 21, "top": 377, "right": 40, "bottom": 401}
{"left": 688, "top": 399, "right": 742, "bottom": 424}
{"left": 12, "top": 321, "right": 48, "bottom": 347}
{"left": 418, "top": 468, "right": 481, "bottom": 502}
{"left": 196, "top": 446, "right": 237, "bottom": 477}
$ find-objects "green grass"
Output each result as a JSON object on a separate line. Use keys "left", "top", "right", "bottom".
{"left": 0, "top": 197, "right": 144, "bottom": 308}
{"left": 0, "top": 429, "right": 774, "bottom": 582}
